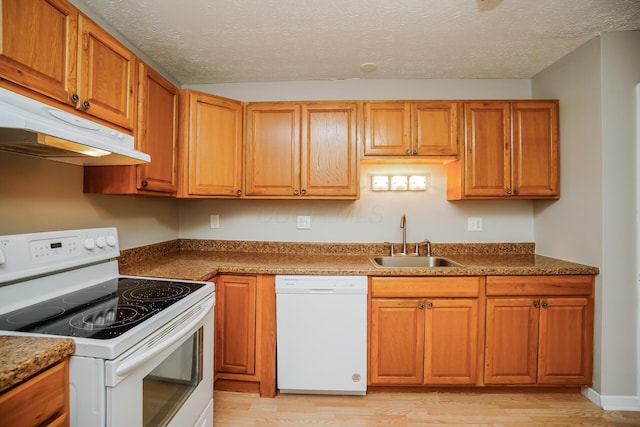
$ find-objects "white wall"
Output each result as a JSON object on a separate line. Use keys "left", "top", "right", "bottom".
{"left": 532, "top": 31, "right": 640, "bottom": 409}
{"left": 0, "top": 151, "right": 179, "bottom": 249}
{"left": 179, "top": 79, "right": 535, "bottom": 244}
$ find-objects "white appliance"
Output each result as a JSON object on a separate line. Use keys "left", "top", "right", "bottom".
{"left": 275, "top": 275, "right": 367, "bottom": 395}
{"left": 0, "top": 228, "right": 214, "bottom": 427}
{"left": 0, "top": 87, "right": 150, "bottom": 165}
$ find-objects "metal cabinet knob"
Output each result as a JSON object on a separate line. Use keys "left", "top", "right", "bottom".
{"left": 427, "top": 302, "right": 433, "bottom": 309}
{"left": 506, "top": 187, "right": 512, "bottom": 195}
{"left": 71, "top": 93, "right": 79, "bottom": 103}
{"left": 301, "top": 189, "right": 307, "bottom": 195}
{"left": 293, "top": 189, "right": 299, "bottom": 195}
{"left": 82, "top": 100, "right": 90, "bottom": 110}
{"left": 534, "top": 300, "right": 540, "bottom": 308}
{"left": 141, "top": 180, "right": 148, "bottom": 187}
{"left": 514, "top": 188, "right": 520, "bottom": 195}
{"left": 418, "top": 302, "right": 425, "bottom": 309}
{"left": 405, "top": 148, "right": 411, "bottom": 154}
{"left": 236, "top": 189, "right": 242, "bottom": 196}
{"left": 413, "top": 148, "right": 418, "bottom": 155}
{"left": 542, "top": 301, "right": 549, "bottom": 308}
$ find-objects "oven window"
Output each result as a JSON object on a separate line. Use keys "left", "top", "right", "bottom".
{"left": 142, "top": 327, "right": 204, "bottom": 426}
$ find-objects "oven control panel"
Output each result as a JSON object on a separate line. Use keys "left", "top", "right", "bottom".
{"left": 0, "top": 228, "right": 120, "bottom": 283}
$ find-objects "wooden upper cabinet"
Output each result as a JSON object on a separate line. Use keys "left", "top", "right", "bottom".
{"left": 301, "top": 103, "right": 358, "bottom": 197}
{"left": 178, "top": 90, "right": 243, "bottom": 197}
{"left": 0, "top": 0, "right": 137, "bottom": 131}
{"left": 0, "top": 0, "right": 78, "bottom": 105}
{"left": 77, "top": 15, "right": 136, "bottom": 130}
{"left": 245, "top": 103, "right": 301, "bottom": 197}
{"left": 245, "top": 102, "right": 359, "bottom": 198}
{"left": 364, "top": 101, "right": 458, "bottom": 158}
{"left": 364, "top": 102, "right": 411, "bottom": 156}
{"left": 447, "top": 100, "right": 559, "bottom": 200}
{"left": 135, "top": 63, "right": 178, "bottom": 193}
{"left": 511, "top": 101, "right": 559, "bottom": 198}
{"left": 83, "top": 62, "right": 178, "bottom": 196}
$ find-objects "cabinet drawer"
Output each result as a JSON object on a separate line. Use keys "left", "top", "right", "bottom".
{"left": 486, "top": 275, "right": 593, "bottom": 296}
{"left": 371, "top": 277, "right": 480, "bottom": 298}
{"left": 0, "top": 358, "right": 69, "bottom": 427}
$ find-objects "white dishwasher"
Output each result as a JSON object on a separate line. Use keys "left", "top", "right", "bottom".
{"left": 275, "top": 275, "right": 368, "bottom": 395}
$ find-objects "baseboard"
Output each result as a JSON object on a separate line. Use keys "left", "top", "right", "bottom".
{"left": 583, "top": 387, "right": 640, "bottom": 411}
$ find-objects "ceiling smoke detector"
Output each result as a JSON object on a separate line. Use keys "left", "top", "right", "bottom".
{"left": 360, "top": 62, "right": 377, "bottom": 73}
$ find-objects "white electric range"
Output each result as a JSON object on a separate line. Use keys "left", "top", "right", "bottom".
{"left": 0, "top": 228, "right": 215, "bottom": 427}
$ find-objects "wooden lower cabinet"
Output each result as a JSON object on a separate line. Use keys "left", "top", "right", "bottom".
{"left": 214, "top": 274, "right": 276, "bottom": 397}
{"left": 0, "top": 358, "right": 70, "bottom": 427}
{"left": 484, "top": 276, "right": 594, "bottom": 386}
{"left": 369, "top": 277, "right": 482, "bottom": 386}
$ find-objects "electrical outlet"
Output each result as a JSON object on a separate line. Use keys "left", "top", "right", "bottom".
{"left": 210, "top": 215, "right": 220, "bottom": 229}
{"left": 297, "top": 215, "right": 311, "bottom": 229}
{"left": 467, "top": 217, "right": 483, "bottom": 231}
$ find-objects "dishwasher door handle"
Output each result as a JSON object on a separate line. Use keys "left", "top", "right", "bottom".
{"left": 308, "top": 288, "right": 336, "bottom": 294}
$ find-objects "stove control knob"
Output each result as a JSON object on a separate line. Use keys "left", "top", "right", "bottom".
{"left": 84, "top": 238, "right": 96, "bottom": 250}
{"left": 106, "top": 235, "right": 117, "bottom": 247}
{"left": 96, "top": 237, "right": 107, "bottom": 248}
{"left": 0, "top": 249, "right": 5, "bottom": 265}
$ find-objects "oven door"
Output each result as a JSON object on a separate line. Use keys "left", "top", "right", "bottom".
{"left": 105, "top": 295, "right": 214, "bottom": 427}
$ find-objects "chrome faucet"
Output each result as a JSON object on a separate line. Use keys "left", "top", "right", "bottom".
{"left": 424, "top": 239, "right": 432, "bottom": 256}
{"left": 400, "top": 213, "right": 407, "bottom": 255}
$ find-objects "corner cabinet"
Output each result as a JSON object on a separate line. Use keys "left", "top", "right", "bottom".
{"left": 369, "top": 277, "right": 482, "bottom": 386}
{"left": 0, "top": 0, "right": 137, "bottom": 131}
{"left": 84, "top": 62, "right": 178, "bottom": 195}
{"left": 484, "top": 275, "right": 594, "bottom": 385}
{"left": 177, "top": 90, "right": 243, "bottom": 198}
{"left": 447, "top": 100, "right": 559, "bottom": 200}
{"left": 244, "top": 102, "right": 359, "bottom": 199}
{"left": 214, "top": 274, "right": 276, "bottom": 397}
{"left": 363, "top": 101, "right": 459, "bottom": 158}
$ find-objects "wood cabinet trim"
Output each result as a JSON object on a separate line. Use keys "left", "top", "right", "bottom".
{"left": 371, "top": 276, "right": 481, "bottom": 298}
{"left": 486, "top": 275, "right": 593, "bottom": 296}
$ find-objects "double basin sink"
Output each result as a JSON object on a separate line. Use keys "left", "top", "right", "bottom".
{"left": 371, "top": 255, "right": 463, "bottom": 268}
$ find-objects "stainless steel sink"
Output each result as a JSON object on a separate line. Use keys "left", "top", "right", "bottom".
{"left": 371, "top": 256, "right": 463, "bottom": 268}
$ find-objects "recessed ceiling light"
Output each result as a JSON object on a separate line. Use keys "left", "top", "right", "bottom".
{"left": 360, "top": 62, "right": 377, "bottom": 73}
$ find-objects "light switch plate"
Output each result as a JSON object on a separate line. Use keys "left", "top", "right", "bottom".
{"left": 210, "top": 215, "right": 220, "bottom": 229}
{"left": 467, "top": 217, "right": 483, "bottom": 231}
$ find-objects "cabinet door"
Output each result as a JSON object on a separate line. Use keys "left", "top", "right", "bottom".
{"left": 77, "top": 15, "right": 136, "bottom": 130}
{"left": 511, "top": 101, "right": 559, "bottom": 198}
{"left": 301, "top": 103, "right": 358, "bottom": 197}
{"left": 424, "top": 298, "right": 478, "bottom": 385}
{"left": 245, "top": 104, "right": 300, "bottom": 196}
{"left": 136, "top": 63, "right": 178, "bottom": 193}
{"left": 369, "top": 298, "right": 424, "bottom": 384}
{"left": 0, "top": 0, "right": 78, "bottom": 105}
{"left": 215, "top": 275, "right": 257, "bottom": 375}
{"left": 538, "top": 297, "right": 593, "bottom": 385}
{"left": 412, "top": 101, "right": 459, "bottom": 156}
{"left": 364, "top": 102, "right": 411, "bottom": 156}
{"left": 484, "top": 298, "right": 539, "bottom": 384}
{"left": 463, "top": 102, "right": 511, "bottom": 197}
{"left": 181, "top": 91, "right": 243, "bottom": 197}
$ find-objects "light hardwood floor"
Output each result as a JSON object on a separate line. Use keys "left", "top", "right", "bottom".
{"left": 213, "top": 390, "right": 640, "bottom": 426}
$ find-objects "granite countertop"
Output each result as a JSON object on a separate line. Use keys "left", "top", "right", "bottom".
{"left": 0, "top": 335, "right": 75, "bottom": 393}
{"left": 118, "top": 239, "right": 599, "bottom": 281}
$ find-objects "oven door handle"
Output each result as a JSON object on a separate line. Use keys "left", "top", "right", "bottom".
{"left": 115, "top": 297, "right": 214, "bottom": 377}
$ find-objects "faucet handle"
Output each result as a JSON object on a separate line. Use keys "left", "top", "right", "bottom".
{"left": 413, "top": 243, "right": 419, "bottom": 255}
{"left": 423, "top": 239, "right": 432, "bottom": 256}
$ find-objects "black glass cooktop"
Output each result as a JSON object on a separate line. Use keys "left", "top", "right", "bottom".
{"left": 0, "top": 277, "right": 207, "bottom": 339}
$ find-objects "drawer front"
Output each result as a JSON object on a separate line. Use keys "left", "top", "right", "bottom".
{"left": 371, "top": 276, "right": 481, "bottom": 298}
{"left": 486, "top": 275, "right": 594, "bottom": 296}
{"left": 0, "top": 359, "right": 69, "bottom": 427}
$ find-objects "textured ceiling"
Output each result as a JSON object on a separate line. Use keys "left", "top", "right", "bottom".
{"left": 80, "top": 0, "right": 640, "bottom": 84}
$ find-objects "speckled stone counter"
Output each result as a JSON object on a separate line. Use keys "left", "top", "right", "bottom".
{"left": 0, "top": 335, "right": 75, "bottom": 393}
{"left": 118, "top": 240, "right": 599, "bottom": 280}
